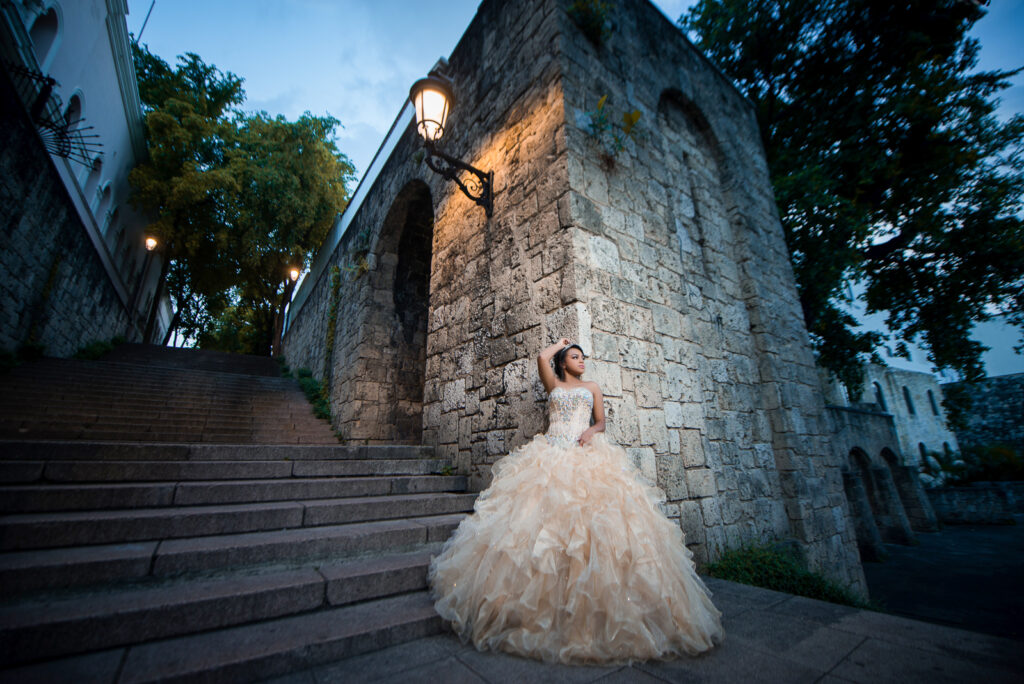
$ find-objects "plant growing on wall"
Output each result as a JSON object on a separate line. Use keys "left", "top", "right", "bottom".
{"left": 341, "top": 226, "right": 372, "bottom": 279}
{"left": 585, "top": 94, "right": 642, "bottom": 168}
{"left": 568, "top": 0, "right": 613, "bottom": 45}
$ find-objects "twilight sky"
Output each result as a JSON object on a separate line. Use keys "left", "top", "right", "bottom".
{"left": 126, "top": 0, "right": 1023, "bottom": 182}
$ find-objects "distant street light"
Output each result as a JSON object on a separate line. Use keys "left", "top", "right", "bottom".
{"left": 127, "top": 235, "right": 158, "bottom": 340}
{"left": 272, "top": 266, "right": 302, "bottom": 357}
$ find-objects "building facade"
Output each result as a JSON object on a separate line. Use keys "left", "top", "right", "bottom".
{"left": 0, "top": 0, "right": 168, "bottom": 355}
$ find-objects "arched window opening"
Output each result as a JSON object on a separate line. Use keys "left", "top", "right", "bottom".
{"left": 873, "top": 382, "right": 887, "bottom": 411}
{"left": 94, "top": 183, "right": 112, "bottom": 219}
{"left": 918, "top": 443, "right": 928, "bottom": 461}
{"left": 927, "top": 389, "right": 940, "bottom": 416}
{"left": 943, "top": 442, "right": 952, "bottom": 456}
{"left": 63, "top": 94, "right": 82, "bottom": 131}
{"left": 84, "top": 157, "right": 102, "bottom": 198}
{"left": 29, "top": 9, "right": 58, "bottom": 66}
{"left": 902, "top": 386, "right": 916, "bottom": 415}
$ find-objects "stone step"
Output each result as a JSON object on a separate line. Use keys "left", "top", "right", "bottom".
{"left": 0, "top": 591, "right": 443, "bottom": 684}
{"left": 0, "top": 457, "right": 448, "bottom": 487}
{"left": 0, "top": 427, "right": 338, "bottom": 444}
{"left": 0, "top": 441, "right": 434, "bottom": 462}
{"left": 168, "top": 475, "right": 468, "bottom": 506}
{"left": 0, "top": 513, "right": 465, "bottom": 595}
{"left": 0, "top": 548, "right": 436, "bottom": 667}
{"left": 0, "top": 493, "right": 477, "bottom": 549}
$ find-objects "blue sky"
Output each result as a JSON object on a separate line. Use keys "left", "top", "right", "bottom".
{"left": 126, "top": 0, "right": 1023, "bottom": 181}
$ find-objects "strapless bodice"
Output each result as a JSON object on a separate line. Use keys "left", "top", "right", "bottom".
{"left": 545, "top": 385, "right": 594, "bottom": 447}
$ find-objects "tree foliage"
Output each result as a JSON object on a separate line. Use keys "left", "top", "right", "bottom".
{"left": 681, "top": 0, "right": 1024, "bottom": 390}
{"left": 129, "top": 44, "right": 355, "bottom": 354}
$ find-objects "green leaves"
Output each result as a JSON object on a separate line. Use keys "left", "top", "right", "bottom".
{"left": 682, "top": 0, "right": 1024, "bottom": 390}
{"left": 129, "top": 44, "right": 355, "bottom": 354}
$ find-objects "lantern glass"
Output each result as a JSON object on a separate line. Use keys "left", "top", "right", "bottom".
{"left": 410, "top": 77, "right": 452, "bottom": 142}
{"left": 289, "top": 268, "right": 300, "bottom": 282}
{"left": 145, "top": 237, "right": 158, "bottom": 251}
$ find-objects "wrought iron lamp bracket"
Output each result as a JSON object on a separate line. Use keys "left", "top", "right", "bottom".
{"left": 423, "top": 140, "right": 493, "bottom": 218}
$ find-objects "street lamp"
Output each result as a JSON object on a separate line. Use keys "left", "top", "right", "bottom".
{"left": 127, "top": 235, "right": 158, "bottom": 340}
{"left": 409, "top": 67, "right": 493, "bottom": 217}
{"left": 272, "top": 266, "right": 302, "bottom": 357}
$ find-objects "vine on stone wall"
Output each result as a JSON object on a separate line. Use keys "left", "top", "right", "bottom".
{"left": 341, "top": 226, "right": 372, "bottom": 279}
{"left": 585, "top": 94, "right": 642, "bottom": 168}
{"left": 323, "top": 265, "right": 342, "bottom": 381}
{"left": 568, "top": 0, "right": 613, "bottom": 45}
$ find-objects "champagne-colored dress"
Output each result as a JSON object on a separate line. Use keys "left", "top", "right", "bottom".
{"left": 428, "top": 385, "right": 724, "bottom": 664}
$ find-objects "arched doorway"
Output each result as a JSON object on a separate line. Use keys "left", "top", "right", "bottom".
{"left": 366, "top": 180, "right": 433, "bottom": 443}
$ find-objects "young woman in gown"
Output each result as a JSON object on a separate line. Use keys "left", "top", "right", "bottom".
{"left": 428, "top": 338, "right": 724, "bottom": 664}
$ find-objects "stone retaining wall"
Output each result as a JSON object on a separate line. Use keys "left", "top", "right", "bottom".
{"left": 926, "top": 483, "right": 1020, "bottom": 524}
{"left": 0, "top": 70, "right": 131, "bottom": 357}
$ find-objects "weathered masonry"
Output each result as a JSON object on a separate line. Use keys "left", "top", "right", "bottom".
{"left": 283, "top": 0, "right": 866, "bottom": 593}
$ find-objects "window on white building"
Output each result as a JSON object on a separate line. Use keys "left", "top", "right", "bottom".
{"left": 29, "top": 9, "right": 59, "bottom": 67}
{"left": 873, "top": 382, "right": 887, "bottom": 411}
{"left": 927, "top": 389, "right": 940, "bottom": 416}
{"left": 902, "top": 386, "right": 916, "bottom": 416}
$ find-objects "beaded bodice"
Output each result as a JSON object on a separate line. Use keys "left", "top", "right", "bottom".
{"left": 545, "top": 385, "right": 594, "bottom": 448}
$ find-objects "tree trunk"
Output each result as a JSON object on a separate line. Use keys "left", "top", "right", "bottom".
{"left": 143, "top": 254, "right": 170, "bottom": 344}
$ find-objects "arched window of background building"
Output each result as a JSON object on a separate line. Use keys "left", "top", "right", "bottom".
{"left": 94, "top": 182, "right": 112, "bottom": 220}
{"left": 873, "top": 382, "right": 887, "bottom": 411}
{"left": 29, "top": 8, "right": 59, "bottom": 68}
{"left": 84, "top": 157, "right": 102, "bottom": 201}
{"left": 927, "top": 389, "right": 940, "bottom": 416}
{"left": 902, "top": 386, "right": 916, "bottom": 415}
{"left": 918, "top": 443, "right": 928, "bottom": 461}
{"left": 943, "top": 442, "right": 952, "bottom": 456}
{"left": 63, "top": 93, "right": 82, "bottom": 131}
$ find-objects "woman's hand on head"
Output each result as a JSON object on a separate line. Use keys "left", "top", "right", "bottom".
{"left": 558, "top": 337, "right": 571, "bottom": 347}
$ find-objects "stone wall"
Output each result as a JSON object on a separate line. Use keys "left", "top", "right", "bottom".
{"left": 283, "top": 0, "right": 866, "bottom": 594}
{"left": 944, "top": 373, "right": 1024, "bottom": 456}
{"left": 0, "top": 70, "right": 132, "bottom": 357}
{"left": 927, "top": 484, "right": 1017, "bottom": 524}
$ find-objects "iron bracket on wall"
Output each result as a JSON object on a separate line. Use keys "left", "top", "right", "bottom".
{"left": 423, "top": 140, "right": 493, "bottom": 218}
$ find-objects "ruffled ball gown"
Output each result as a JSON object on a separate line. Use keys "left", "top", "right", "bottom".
{"left": 428, "top": 385, "right": 724, "bottom": 664}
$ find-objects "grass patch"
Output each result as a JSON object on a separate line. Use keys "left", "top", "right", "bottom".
{"left": 73, "top": 336, "right": 126, "bottom": 361}
{"left": 294, "top": 367, "right": 331, "bottom": 421}
{"left": 707, "top": 543, "right": 871, "bottom": 609}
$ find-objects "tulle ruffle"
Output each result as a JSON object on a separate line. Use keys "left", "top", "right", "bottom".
{"left": 428, "top": 433, "right": 724, "bottom": 665}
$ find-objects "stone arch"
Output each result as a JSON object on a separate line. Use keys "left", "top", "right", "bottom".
{"left": 882, "top": 447, "right": 939, "bottom": 533}
{"left": 94, "top": 182, "right": 112, "bottom": 219}
{"left": 843, "top": 448, "right": 885, "bottom": 561}
{"left": 84, "top": 156, "right": 102, "bottom": 199}
{"left": 364, "top": 179, "right": 434, "bottom": 443}
{"left": 29, "top": 5, "right": 60, "bottom": 70}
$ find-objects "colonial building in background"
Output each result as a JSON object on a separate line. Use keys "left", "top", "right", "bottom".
{"left": 0, "top": 0, "right": 169, "bottom": 356}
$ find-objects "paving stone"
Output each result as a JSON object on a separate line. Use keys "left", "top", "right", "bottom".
{"left": 303, "top": 633, "right": 463, "bottom": 683}
{"left": 719, "top": 607, "right": 865, "bottom": 673}
{"left": 830, "top": 637, "right": 1020, "bottom": 684}
{"left": 453, "top": 641, "right": 619, "bottom": 683}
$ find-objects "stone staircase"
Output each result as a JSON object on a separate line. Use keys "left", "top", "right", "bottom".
{"left": 0, "top": 346, "right": 473, "bottom": 683}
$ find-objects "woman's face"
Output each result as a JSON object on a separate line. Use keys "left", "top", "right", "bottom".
{"left": 563, "top": 348, "right": 585, "bottom": 378}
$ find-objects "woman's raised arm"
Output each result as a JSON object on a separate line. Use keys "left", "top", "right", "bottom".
{"left": 537, "top": 338, "right": 570, "bottom": 392}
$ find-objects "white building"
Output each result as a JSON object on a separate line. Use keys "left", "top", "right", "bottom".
{"left": 1, "top": 0, "right": 170, "bottom": 341}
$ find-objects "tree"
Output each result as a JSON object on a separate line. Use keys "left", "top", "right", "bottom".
{"left": 129, "top": 45, "right": 355, "bottom": 353}
{"left": 680, "top": 0, "right": 1024, "bottom": 391}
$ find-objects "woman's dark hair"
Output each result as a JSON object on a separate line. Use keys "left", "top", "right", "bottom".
{"left": 553, "top": 344, "right": 585, "bottom": 381}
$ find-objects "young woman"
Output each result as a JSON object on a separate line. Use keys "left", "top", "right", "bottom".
{"left": 428, "top": 338, "right": 724, "bottom": 664}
